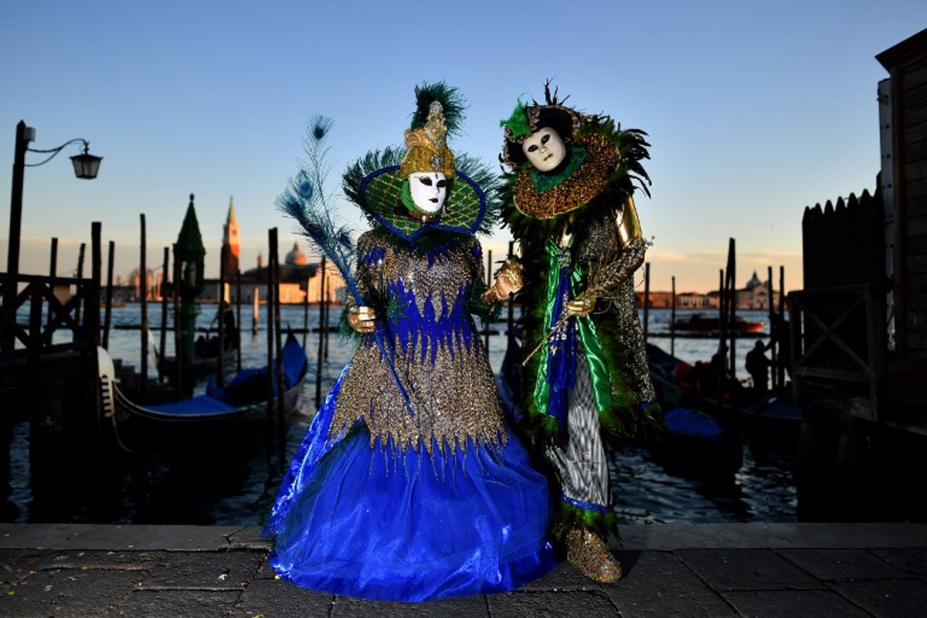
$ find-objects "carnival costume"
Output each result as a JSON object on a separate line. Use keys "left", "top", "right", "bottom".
{"left": 264, "top": 84, "right": 556, "bottom": 602}
{"left": 498, "top": 84, "right": 661, "bottom": 582}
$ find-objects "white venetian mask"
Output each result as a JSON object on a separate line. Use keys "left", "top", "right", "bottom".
{"left": 522, "top": 126, "right": 567, "bottom": 172}
{"left": 408, "top": 172, "right": 448, "bottom": 214}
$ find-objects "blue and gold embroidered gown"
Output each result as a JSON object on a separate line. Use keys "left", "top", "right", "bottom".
{"left": 264, "top": 228, "right": 556, "bottom": 602}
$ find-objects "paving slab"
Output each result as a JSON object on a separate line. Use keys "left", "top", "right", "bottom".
{"left": 604, "top": 550, "right": 738, "bottom": 617}
{"left": 487, "top": 589, "right": 617, "bottom": 618}
{"left": 140, "top": 548, "right": 265, "bottom": 590}
{"left": 234, "top": 577, "right": 334, "bottom": 618}
{"left": 675, "top": 548, "right": 824, "bottom": 591}
{"left": 777, "top": 548, "right": 910, "bottom": 580}
{"left": 827, "top": 577, "right": 927, "bottom": 618}
{"left": 724, "top": 589, "right": 872, "bottom": 618}
{"left": 1, "top": 567, "right": 141, "bottom": 618}
{"left": 333, "top": 591, "right": 489, "bottom": 617}
{"left": 109, "top": 588, "right": 242, "bottom": 618}
{"left": 868, "top": 547, "right": 927, "bottom": 574}
{"left": 1, "top": 522, "right": 927, "bottom": 617}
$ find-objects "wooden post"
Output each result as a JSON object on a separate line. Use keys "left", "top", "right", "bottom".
{"left": 485, "top": 249, "right": 492, "bottom": 351}
{"left": 671, "top": 276, "right": 676, "bottom": 357}
{"left": 158, "top": 247, "right": 169, "bottom": 382}
{"left": 88, "top": 222, "right": 102, "bottom": 347}
{"left": 303, "top": 275, "right": 310, "bottom": 350}
{"left": 172, "top": 244, "right": 182, "bottom": 393}
{"left": 102, "top": 241, "right": 115, "bottom": 350}
{"left": 266, "top": 230, "right": 277, "bottom": 431}
{"left": 727, "top": 238, "right": 737, "bottom": 380}
{"left": 139, "top": 214, "right": 148, "bottom": 401}
{"left": 778, "top": 265, "right": 786, "bottom": 388}
{"left": 252, "top": 287, "right": 260, "bottom": 336}
{"left": 272, "top": 232, "right": 286, "bottom": 453}
{"left": 47, "top": 238, "right": 58, "bottom": 332}
{"left": 217, "top": 244, "right": 227, "bottom": 388}
{"left": 74, "top": 242, "right": 86, "bottom": 328}
{"left": 315, "top": 255, "right": 327, "bottom": 409}
{"left": 643, "top": 262, "right": 650, "bottom": 344}
{"left": 322, "top": 272, "right": 330, "bottom": 361}
{"left": 506, "top": 241, "right": 515, "bottom": 349}
{"left": 236, "top": 268, "right": 242, "bottom": 373}
{"left": 767, "top": 265, "right": 776, "bottom": 390}
{"left": 716, "top": 268, "right": 726, "bottom": 413}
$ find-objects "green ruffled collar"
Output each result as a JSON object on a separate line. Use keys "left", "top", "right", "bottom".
{"left": 528, "top": 147, "right": 587, "bottom": 192}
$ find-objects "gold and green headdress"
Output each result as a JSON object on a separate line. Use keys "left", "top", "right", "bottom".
{"left": 346, "top": 82, "right": 490, "bottom": 241}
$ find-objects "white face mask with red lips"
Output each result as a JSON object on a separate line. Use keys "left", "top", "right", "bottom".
{"left": 408, "top": 172, "right": 448, "bottom": 214}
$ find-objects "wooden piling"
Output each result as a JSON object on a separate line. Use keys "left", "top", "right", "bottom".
{"left": 139, "top": 214, "right": 148, "bottom": 401}
{"left": 158, "top": 247, "right": 169, "bottom": 383}
{"left": 272, "top": 231, "right": 286, "bottom": 454}
{"left": 671, "top": 276, "right": 676, "bottom": 357}
{"left": 47, "top": 238, "right": 58, "bottom": 332}
{"left": 102, "top": 241, "right": 115, "bottom": 350}
{"left": 315, "top": 255, "right": 327, "bottom": 410}
{"left": 485, "top": 249, "right": 492, "bottom": 351}
{"left": 217, "top": 244, "right": 227, "bottom": 388}
{"left": 727, "top": 238, "right": 736, "bottom": 380}
{"left": 506, "top": 241, "right": 515, "bottom": 349}
{"left": 172, "top": 244, "right": 182, "bottom": 393}
{"left": 266, "top": 229, "right": 277, "bottom": 432}
{"left": 643, "top": 262, "right": 650, "bottom": 343}
{"left": 236, "top": 268, "right": 242, "bottom": 373}
{"left": 75, "top": 243, "right": 85, "bottom": 326}
{"left": 89, "top": 222, "right": 102, "bottom": 347}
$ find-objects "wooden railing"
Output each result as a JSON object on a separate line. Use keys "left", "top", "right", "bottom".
{"left": 0, "top": 272, "right": 100, "bottom": 355}
{"left": 788, "top": 284, "right": 887, "bottom": 421}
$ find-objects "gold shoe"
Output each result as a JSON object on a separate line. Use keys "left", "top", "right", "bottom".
{"left": 566, "top": 527, "right": 623, "bottom": 583}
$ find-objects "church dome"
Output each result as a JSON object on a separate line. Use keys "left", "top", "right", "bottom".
{"left": 285, "top": 242, "right": 308, "bottom": 266}
{"left": 745, "top": 271, "right": 762, "bottom": 290}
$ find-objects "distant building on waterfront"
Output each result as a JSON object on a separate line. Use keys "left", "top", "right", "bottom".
{"left": 636, "top": 272, "right": 783, "bottom": 310}
{"left": 202, "top": 242, "right": 346, "bottom": 305}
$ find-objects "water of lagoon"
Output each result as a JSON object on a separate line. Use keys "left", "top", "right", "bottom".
{"left": 4, "top": 303, "right": 797, "bottom": 525}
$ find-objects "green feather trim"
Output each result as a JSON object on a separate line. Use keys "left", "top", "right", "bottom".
{"left": 550, "top": 501, "right": 618, "bottom": 543}
{"left": 411, "top": 81, "right": 467, "bottom": 136}
{"left": 500, "top": 99, "right": 532, "bottom": 140}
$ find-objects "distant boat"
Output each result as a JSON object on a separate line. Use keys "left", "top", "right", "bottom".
{"left": 673, "top": 313, "right": 765, "bottom": 334}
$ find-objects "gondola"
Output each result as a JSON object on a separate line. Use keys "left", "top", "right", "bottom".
{"left": 99, "top": 332, "right": 308, "bottom": 425}
{"left": 646, "top": 342, "right": 801, "bottom": 453}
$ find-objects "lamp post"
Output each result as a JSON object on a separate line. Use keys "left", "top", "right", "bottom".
{"left": 3, "top": 120, "right": 102, "bottom": 351}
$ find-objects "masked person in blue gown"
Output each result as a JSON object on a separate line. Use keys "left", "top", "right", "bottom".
{"left": 263, "top": 83, "right": 557, "bottom": 602}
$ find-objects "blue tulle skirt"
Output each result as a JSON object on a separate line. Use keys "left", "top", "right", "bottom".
{"left": 264, "top": 371, "right": 557, "bottom": 602}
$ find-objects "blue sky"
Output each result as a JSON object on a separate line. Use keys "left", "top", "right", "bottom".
{"left": 2, "top": 1, "right": 924, "bottom": 293}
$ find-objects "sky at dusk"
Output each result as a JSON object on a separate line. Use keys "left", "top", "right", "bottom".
{"left": 2, "top": 1, "right": 925, "bottom": 294}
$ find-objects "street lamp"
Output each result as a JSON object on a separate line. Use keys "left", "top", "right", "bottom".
{"left": 2, "top": 120, "right": 102, "bottom": 351}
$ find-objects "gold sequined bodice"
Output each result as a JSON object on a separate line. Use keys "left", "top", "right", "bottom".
{"left": 331, "top": 231, "right": 507, "bottom": 453}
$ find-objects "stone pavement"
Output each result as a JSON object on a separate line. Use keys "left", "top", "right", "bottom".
{"left": 1, "top": 522, "right": 927, "bottom": 617}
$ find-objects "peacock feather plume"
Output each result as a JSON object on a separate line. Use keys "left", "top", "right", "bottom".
{"left": 278, "top": 115, "right": 415, "bottom": 417}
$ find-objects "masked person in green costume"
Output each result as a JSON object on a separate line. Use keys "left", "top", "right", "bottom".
{"left": 491, "top": 83, "right": 661, "bottom": 582}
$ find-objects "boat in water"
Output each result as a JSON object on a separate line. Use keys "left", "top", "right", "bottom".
{"left": 99, "top": 331, "right": 307, "bottom": 427}
{"left": 673, "top": 313, "right": 765, "bottom": 335}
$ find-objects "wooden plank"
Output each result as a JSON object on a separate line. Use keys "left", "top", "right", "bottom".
{"left": 904, "top": 158, "right": 927, "bottom": 182}
{"left": 888, "top": 359, "right": 927, "bottom": 404}
{"left": 905, "top": 233, "right": 927, "bottom": 256}
{"left": 905, "top": 141, "right": 927, "bottom": 169}
{"left": 902, "top": 118, "right": 927, "bottom": 147}
{"left": 906, "top": 171, "right": 927, "bottom": 200}
{"left": 908, "top": 195, "right": 927, "bottom": 218}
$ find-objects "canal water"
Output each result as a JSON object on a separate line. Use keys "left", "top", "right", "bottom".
{"left": 5, "top": 303, "right": 798, "bottom": 526}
